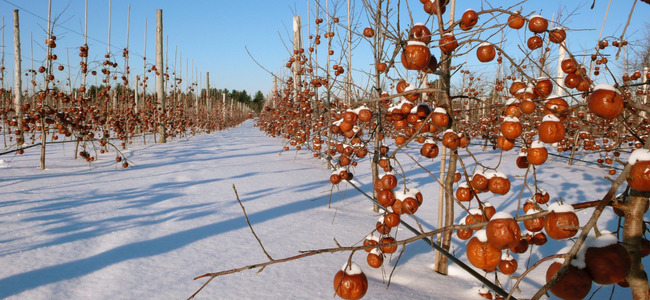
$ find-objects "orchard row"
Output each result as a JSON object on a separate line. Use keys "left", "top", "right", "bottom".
{"left": 256, "top": 1, "right": 649, "bottom": 300}
{"left": 1, "top": 10, "right": 253, "bottom": 168}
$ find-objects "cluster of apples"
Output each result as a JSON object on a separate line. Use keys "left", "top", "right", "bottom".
{"left": 1, "top": 89, "right": 248, "bottom": 164}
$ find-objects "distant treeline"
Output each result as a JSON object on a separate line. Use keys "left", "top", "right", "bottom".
{"left": 202, "top": 88, "right": 265, "bottom": 112}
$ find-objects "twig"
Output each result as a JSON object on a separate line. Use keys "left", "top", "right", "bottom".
{"left": 343, "top": 179, "right": 516, "bottom": 299}
{"left": 244, "top": 45, "right": 286, "bottom": 85}
{"left": 386, "top": 243, "right": 406, "bottom": 289}
{"left": 189, "top": 249, "right": 326, "bottom": 300}
{"left": 233, "top": 183, "right": 274, "bottom": 262}
{"left": 507, "top": 254, "right": 564, "bottom": 300}
{"left": 531, "top": 160, "right": 634, "bottom": 299}
{"left": 614, "top": 0, "right": 638, "bottom": 60}
{"left": 189, "top": 180, "right": 615, "bottom": 299}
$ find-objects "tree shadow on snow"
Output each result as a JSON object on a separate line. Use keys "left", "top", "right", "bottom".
{"left": 0, "top": 184, "right": 333, "bottom": 298}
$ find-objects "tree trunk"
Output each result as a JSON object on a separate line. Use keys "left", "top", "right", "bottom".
{"left": 370, "top": 0, "right": 384, "bottom": 213}
{"left": 437, "top": 150, "right": 457, "bottom": 275}
{"left": 435, "top": 26, "right": 455, "bottom": 274}
{"left": 434, "top": 144, "right": 447, "bottom": 270}
{"left": 41, "top": 0, "right": 53, "bottom": 170}
{"left": 623, "top": 192, "right": 650, "bottom": 300}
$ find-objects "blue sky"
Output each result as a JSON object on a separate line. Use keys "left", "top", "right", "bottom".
{"left": 0, "top": 0, "right": 648, "bottom": 97}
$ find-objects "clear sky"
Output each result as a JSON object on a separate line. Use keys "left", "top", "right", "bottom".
{"left": 0, "top": 0, "right": 648, "bottom": 98}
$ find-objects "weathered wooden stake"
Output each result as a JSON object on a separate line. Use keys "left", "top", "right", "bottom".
{"left": 80, "top": 0, "right": 88, "bottom": 95}
{"left": 13, "top": 9, "right": 24, "bottom": 147}
{"left": 142, "top": 17, "right": 147, "bottom": 100}
{"left": 125, "top": 4, "right": 131, "bottom": 89}
{"left": 206, "top": 72, "right": 210, "bottom": 110}
{"left": 156, "top": 9, "right": 166, "bottom": 143}
{"left": 346, "top": 0, "right": 351, "bottom": 104}
{"left": 293, "top": 16, "right": 302, "bottom": 101}
{"left": 641, "top": 67, "right": 648, "bottom": 119}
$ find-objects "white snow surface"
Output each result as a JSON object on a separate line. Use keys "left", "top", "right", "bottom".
{"left": 0, "top": 120, "right": 645, "bottom": 300}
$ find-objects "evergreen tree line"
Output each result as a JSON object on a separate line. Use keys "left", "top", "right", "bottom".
{"left": 201, "top": 88, "right": 265, "bottom": 113}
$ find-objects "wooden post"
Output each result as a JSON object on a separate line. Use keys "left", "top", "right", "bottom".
{"left": 346, "top": 0, "right": 351, "bottom": 104}
{"left": 641, "top": 67, "right": 648, "bottom": 119}
{"left": 206, "top": 72, "right": 210, "bottom": 110}
{"left": 273, "top": 77, "right": 278, "bottom": 108}
{"left": 175, "top": 46, "right": 180, "bottom": 111}
{"left": 81, "top": 0, "right": 88, "bottom": 94}
{"left": 125, "top": 4, "right": 130, "bottom": 89}
{"left": 164, "top": 35, "right": 173, "bottom": 110}
{"left": 194, "top": 59, "right": 198, "bottom": 115}
{"left": 590, "top": 0, "right": 612, "bottom": 76}
{"left": 108, "top": 0, "right": 116, "bottom": 112}
{"left": 30, "top": 32, "right": 34, "bottom": 100}
{"left": 165, "top": 36, "right": 171, "bottom": 109}
{"left": 3, "top": 15, "right": 7, "bottom": 148}
{"left": 222, "top": 93, "right": 226, "bottom": 120}
{"left": 142, "top": 17, "right": 147, "bottom": 98}
{"left": 156, "top": 9, "right": 166, "bottom": 143}
{"left": 293, "top": 16, "right": 302, "bottom": 100}
{"left": 186, "top": 56, "right": 189, "bottom": 111}
{"left": 312, "top": 0, "right": 319, "bottom": 108}
{"left": 2, "top": 16, "right": 4, "bottom": 93}
{"left": 325, "top": 0, "right": 331, "bottom": 105}
{"left": 121, "top": 4, "right": 130, "bottom": 147}
{"left": 107, "top": 0, "right": 111, "bottom": 54}
{"left": 66, "top": 49, "right": 71, "bottom": 94}
{"left": 462, "top": 45, "right": 469, "bottom": 122}
{"left": 556, "top": 41, "right": 566, "bottom": 97}
{"left": 135, "top": 76, "right": 139, "bottom": 114}
{"left": 13, "top": 9, "right": 24, "bottom": 148}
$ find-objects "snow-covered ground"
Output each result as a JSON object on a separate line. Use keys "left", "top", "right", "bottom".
{"left": 0, "top": 120, "right": 644, "bottom": 299}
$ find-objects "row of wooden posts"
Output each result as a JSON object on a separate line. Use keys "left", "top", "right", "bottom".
{"left": 5, "top": 7, "right": 251, "bottom": 170}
